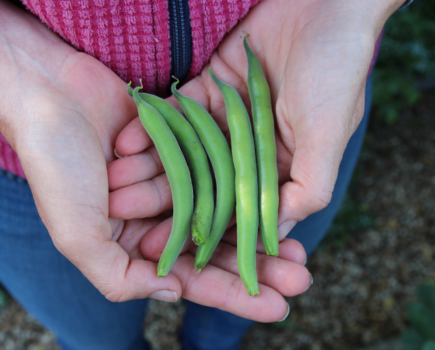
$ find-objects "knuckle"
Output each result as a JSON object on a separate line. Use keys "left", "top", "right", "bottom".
{"left": 305, "top": 190, "right": 332, "bottom": 215}
{"left": 313, "top": 192, "right": 332, "bottom": 210}
{"left": 220, "top": 277, "right": 243, "bottom": 311}
{"left": 281, "top": 182, "right": 332, "bottom": 220}
{"left": 149, "top": 175, "right": 171, "bottom": 215}
{"left": 103, "top": 287, "right": 128, "bottom": 303}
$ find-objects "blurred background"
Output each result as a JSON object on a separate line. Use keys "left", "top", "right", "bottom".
{"left": 1, "top": 1, "right": 435, "bottom": 349}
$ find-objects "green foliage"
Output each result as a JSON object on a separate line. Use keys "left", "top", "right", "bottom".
{"left": 270, "top": 318, "right": 302, "bottom": 330}
{"left": 401, "top": 283, "right": 435, "bottom": 350}
{"left": 0, "top": 284, "right": 8, "bottom": 310}
{"left": 422, "top": 342, "right": 435, "bottom": 350}
{"left": 373, "top": 1, "right": 435, "bottom": 124}
{"left": 319, "top": 195, "right": 374, "bottom": 249}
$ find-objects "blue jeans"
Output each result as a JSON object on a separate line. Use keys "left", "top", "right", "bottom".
{"left": 0, "top": 79, "right": 372, "bottom": 350}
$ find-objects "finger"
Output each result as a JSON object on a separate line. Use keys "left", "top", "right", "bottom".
{"left": 194, "top": 240, "right": 310, "bottom": 296}
{"left": 139, "top": 213, "right": 238, "bottom": 263}
{"left": 139, "top": 216, "right": 195, "bottom": 262}
{"left": 274, "top": 238, "right": 306, "bottom": 264}
{"left": 42, "top": 179, "right": 182, "bottom": 303}
{"left": 114, "top": 117, "right": 153, "bottom": 157}
{"left": 220, "top": 223, "right": 305, "bottom": 263}
{"left": 40, "top": 179, "right": 182, "bottom": 303}
{"left": 57, "top": 225, "right": 182, "bottom": 302}
{"left": 107, "top": 146, "right": 164, "bottom": 191}
{"left": 275, "top": 22, "right": 372, "bottom": 224}
{"left": 171, "top": 252, "right": 290, "bottom": 323}
{"left": 112, "top": 217, "right": 161, "bottom": 260}
{"left": 277, "top": 96, "right": 365, "bottom": 225}
{"left": 81, "top": 240, "right": 182, "bottom": 302}
{"left": 109, "top": 173, "right": 172, "bottom": 219}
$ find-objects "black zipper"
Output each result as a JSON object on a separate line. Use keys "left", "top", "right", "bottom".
{"left": 168, "top": 0, "right": 193, "bottom": 85}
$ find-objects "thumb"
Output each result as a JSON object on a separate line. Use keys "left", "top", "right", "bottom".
{"left": 277, "top": 83, "right": 367, "bottom": 238}
{"left": 17, "top": 110, "right": 182, "bottom": 303}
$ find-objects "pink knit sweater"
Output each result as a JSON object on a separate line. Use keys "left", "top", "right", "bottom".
{"left": 0, "top": 0, "right": 380, "bottom": 179}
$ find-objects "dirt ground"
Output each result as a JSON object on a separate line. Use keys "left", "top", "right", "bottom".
{"left": 1, "top": 88, "right": 434, "bottom": 350}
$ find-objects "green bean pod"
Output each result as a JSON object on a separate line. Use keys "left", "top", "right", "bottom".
{"left": 131, "top": 85, "right": 194, "bottom": 277}
{"left": 170, "top": 81, "right": 236, "bottom": 271}
{"left": 244, "top": 35, "right": 279, "bottom": 256}
{"left": 127, "top": 86, "right": 214, "bottom": 245}
{"left": 209, "top": 68, "right": 260, "bottom": 296}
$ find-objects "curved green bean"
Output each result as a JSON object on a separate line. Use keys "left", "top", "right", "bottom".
{"left": 209, "top": 68, "right": 260, "bottom": 296}
{"left": 244, "top": 35, "right": 279, "bottom": 257}
{"left": 131, "top": 84, "right": 194, "bottom": 277}
{"left": 170, "top": 81, "right": 236, "bottom": 271}
{"left": 127, "top": 86, "right": 214, "bottom": 245}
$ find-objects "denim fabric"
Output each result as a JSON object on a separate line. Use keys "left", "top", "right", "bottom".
{"left": 0, "top": 78, "right": 372, "bottom": 350}
{"left": 0, "top": 170, "right": 150, "bottom": 350}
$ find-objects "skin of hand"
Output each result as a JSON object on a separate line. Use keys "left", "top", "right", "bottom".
{"left": 0, "top": 0, "right": 310, "bottom": 323}
{"left": 115, "top": 0, "right": 403, "bottom": 240}
{"left": 113, "top": 0, "right": 404, "bottom": 298}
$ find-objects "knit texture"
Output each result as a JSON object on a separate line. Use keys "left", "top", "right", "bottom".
{"left": 1, "top": 0, "right": 260, "bottom": 178}
{"left": 21, "top": 0, "right": 172, "bottom": 95}
{"left": 187, "top": 0, "right": 259, "bottom": 79}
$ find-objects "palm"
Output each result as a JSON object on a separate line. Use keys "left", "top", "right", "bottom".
{"left": 16, "top": 50, "right": 162, "bottom": 289}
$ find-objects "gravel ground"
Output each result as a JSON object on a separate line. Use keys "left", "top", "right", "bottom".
{"left": 1, "top": 88, "right": 434, "bottom": 350}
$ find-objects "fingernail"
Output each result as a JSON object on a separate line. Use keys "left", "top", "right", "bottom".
{"left": 149, "top": 290, "right": 178, "bottom": 303}
{"left": 303, "top": 257, "right": 307, "bottom": 266}
{"left": 278, "top": 303, "right": 290, "bottom": 322}
{"left": 114, "top": 148, "right": 125, "bottom": 159}
{"left": 278, "top": 220, "right": 297, "bottom": 238}
{"left": 305, "top": 273, "right": 313, "bottom": 292}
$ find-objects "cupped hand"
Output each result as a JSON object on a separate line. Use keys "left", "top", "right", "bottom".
{"left": 113, "top": 0, "right": 403, "bottom": 311}
{"left": 0, "top": 0, "right": 310, "bottom": 323}
{"left": 116, "top": 0, "right": 403, "bottom": 236}
{"left": 0, "top": 0, "right": 181, "bottom": 304}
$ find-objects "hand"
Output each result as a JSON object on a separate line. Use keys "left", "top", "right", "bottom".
{"left": 0, "top": 0, "right": 310, "bottom": 323}
{"left": 113, "top": 0, "right": 403, "bottom": 314}
{"left": 0, "top": 0, "right": 177, "bottom": 303}
{"left": 206, "top": 0, "right": 404, "bottom": 238}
